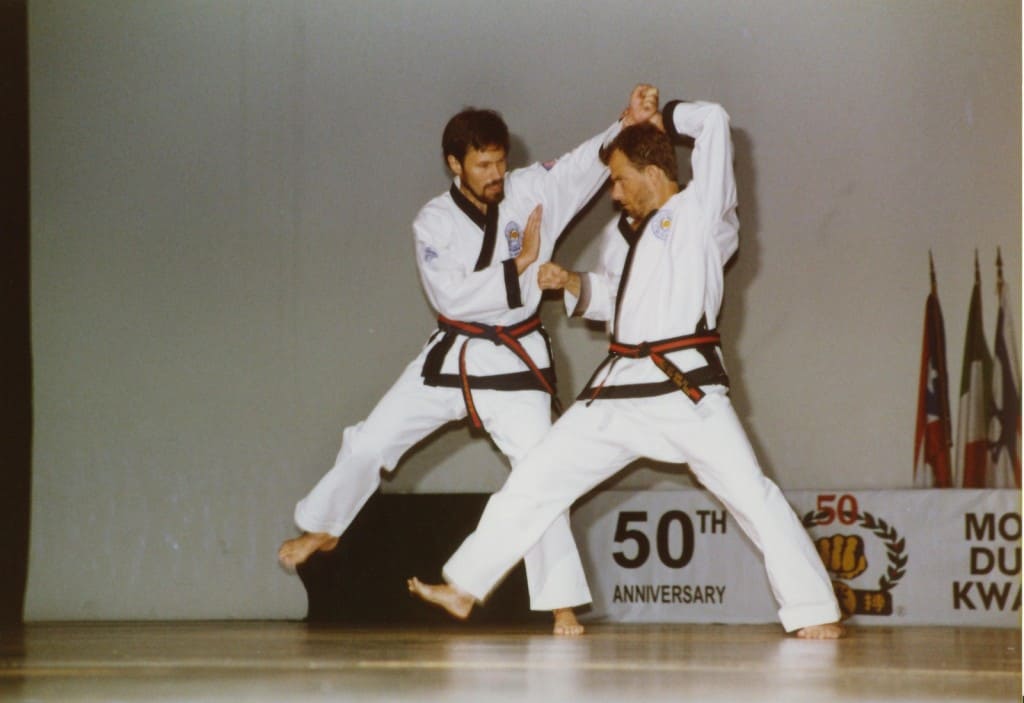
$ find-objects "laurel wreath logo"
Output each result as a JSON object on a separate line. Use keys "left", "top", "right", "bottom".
{"left": 802, "top": 510, "right": 908, "bottom": 591}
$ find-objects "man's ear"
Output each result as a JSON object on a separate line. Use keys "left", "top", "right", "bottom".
{"left": 446, "top": 154, "right": 463, "bottom": 176}
{"left": 643, "top": 163, "right": 664, "bottom": 185}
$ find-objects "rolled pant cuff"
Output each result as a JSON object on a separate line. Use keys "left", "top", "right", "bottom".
{"left": 441, "top": 567, "right": 490, "bottom": 603}
{"left": 293, "top": 504, "right": 347, "bottom": 537}
{"left": 778, "top": 602, "right": 843, "bottom": 632}
{"left": 525, "top": 556, "right": 593, "bottom": 612}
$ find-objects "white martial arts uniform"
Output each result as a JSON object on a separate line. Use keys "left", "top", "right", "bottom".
{"left": 441, "top": 101, "right": 842, "bottom": 631}
{"left": 292, "top": 120, "right": 622, "bottom": 611}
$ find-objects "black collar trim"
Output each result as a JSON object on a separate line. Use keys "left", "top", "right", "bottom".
{"left": 449, "top": 184, "right": 500, "bottom": 271}
{"left": 613, "top": 209, "right": 657, "bottom": 331}
{"left": 617, "top": 213, "right": 639, "bottom": 247}
{"left": 450, "top": 183, "right": 488, "bottom": 229}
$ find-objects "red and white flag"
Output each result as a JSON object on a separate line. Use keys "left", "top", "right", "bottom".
{"left": 987, "top": 249, "right": 1021, "bottom": 488}
{"left": 913, "top": 254, "right": 953, "bottom": 487}
{"left": 956, "top": 253, "right": 993, "bottom": 487}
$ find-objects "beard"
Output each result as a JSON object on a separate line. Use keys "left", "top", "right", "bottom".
{"left": 465, "top": 179, "right": 505, "bottom": 206}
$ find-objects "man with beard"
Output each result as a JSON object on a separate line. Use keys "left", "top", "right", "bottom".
{"left": 279, "top": 85, "right": 660, "bottom": 635}
{"left": 408, "top": 98, "right": 845, "bottom": 640}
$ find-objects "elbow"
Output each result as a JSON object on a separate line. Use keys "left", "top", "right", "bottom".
{"left": 710, "top": 103, "right": 730, "bottom": 123}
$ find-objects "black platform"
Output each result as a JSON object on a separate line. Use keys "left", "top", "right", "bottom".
{"left": 298, "top": 492, "right": 547, "bottom": 626}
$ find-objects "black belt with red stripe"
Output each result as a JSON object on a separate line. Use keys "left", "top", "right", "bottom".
{"left": 579, "top": 323, "right": 729, "bottom": 404}
{"left": 421, "top": 313, "right": 559, "bottom": 428}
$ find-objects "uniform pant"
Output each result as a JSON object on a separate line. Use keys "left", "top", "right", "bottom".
{"left": 442, "top": 390, "right": 841, "bottom": 632}
{"left": 293, "top": 349, "right": 592, "bottom": 612}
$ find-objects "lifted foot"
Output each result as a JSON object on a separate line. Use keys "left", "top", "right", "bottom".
{"left": 277, "top": 532, "right": 339, "bottom": 569}
{"left": 552, "top": 608, "right": 584, "bottom": 636}
{"left": 407, "top": 577, "right": 474, "bottom": 620}
{"left": 796, "top": 622, "right": 846, "bottom": 640}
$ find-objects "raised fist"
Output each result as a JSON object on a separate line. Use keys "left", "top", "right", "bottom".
{"left": 815, "top": 534, "right": 868, "bottom": 580}
{"left": 621, "top": 84, "right": 659, "bottom": 127}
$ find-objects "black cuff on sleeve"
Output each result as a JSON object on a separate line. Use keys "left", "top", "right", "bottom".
{"left": 571, "top": 272, "right": 590, "bottom": 317}
{"left": 503, "top": 258, "right": 523, "bottom": 309}
{"left": 662, "top": 100, "right": 685, "bottom": 140}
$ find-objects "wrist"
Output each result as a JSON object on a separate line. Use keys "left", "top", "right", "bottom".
{"left": 565, "top": 272, "right": 581, "bottom": 298}
{"left": 515, "top": 253, "right": 536, "bottom": 275}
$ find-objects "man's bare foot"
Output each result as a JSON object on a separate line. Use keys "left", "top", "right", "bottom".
{"left": 406, "top": 577, "right": 474, "bottom": 620}
{"left": 277, "top": 532, "right": 339, "bottom": 569}
{"left": 552, "top": 608, "right": 584, "bottom": 636}
{"left": 795, "top": 622, "right": 846, "bottom": 639}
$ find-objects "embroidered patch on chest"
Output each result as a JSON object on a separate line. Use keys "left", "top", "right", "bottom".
{"left": 651, "top": 210, "right": 673, "bottom": 241}
{"left": 505, "top": 221, "right": 523, "bottom": 256}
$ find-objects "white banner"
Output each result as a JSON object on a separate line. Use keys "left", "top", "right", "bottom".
{"left": 571, "top": 489, "right": 1021, "bottom": 627}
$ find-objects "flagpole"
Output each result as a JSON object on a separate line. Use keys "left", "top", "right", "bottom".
{"left": 957, "top": 250, "right": 993, "bottom": 487}
{"left": 916, "top": 251, "right": 953, "bottom": 487}
{"left": 990, "top": 245, "right": 1020, "bottom": 488}
{"left": 995, "top": 247, "right": 1004, "bottom": 297}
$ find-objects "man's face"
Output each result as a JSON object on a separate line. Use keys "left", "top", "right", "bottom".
{"left": 450, "top": 145, "right": 507, "bottom": 207}
{"left": 608, "top": 149, "right": 655, "bottom": 221}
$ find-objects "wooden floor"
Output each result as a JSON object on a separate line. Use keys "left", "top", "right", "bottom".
{"left": 0, "top": 621, "right": 1019, "bottom": 702}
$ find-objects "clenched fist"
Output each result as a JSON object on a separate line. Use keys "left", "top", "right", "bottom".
{"left": 815, "top": 534, "right": 868, "bottom": 580}
{"left": 538, "top": 262, "right": 581, "bottom": 297}
{"left": 621, "top": 83, "right": 660, "bottom": 128}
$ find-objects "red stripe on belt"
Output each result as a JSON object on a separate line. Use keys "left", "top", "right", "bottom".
{"left": 608, "top": 333, "right": 720, "bottom": 358}
{"left": 590, "top": 332, "right": 722, "bottom": 404}
{"left": 437, "top": 314, "right": 555, "bottom": 429}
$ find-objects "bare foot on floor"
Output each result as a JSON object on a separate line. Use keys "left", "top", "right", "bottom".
{"left": 277, "top": 532, "right": 339, "bottom": 569}
{"left": 796, "top": 622, "right": 846, "bottom": 639}
{"left": 406, "top": 577, "right": 474, "bottom": 620}
{"left": 552, "top": 608, "right": 584, "bottom": 636}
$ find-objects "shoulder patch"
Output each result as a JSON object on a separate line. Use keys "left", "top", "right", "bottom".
{"left": 541, "top": 159, "right": 558, "bottom": 171}
{"left": 505, "top": 221, "right": 523, "bottom": 256}
{"left": 651, "top": 210, "right": 673, "bottom": 241}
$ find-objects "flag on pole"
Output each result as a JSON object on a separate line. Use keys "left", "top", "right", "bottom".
{"left": 914, "top": 253, "right": 953, "bottom": 487}
{"left": 988, "top": 248, "right": 1021, "bottom": 488}
{"left": 956, "top": 252, "right": 994, "bottom": 487}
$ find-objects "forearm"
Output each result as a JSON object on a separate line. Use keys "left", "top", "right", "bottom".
{"left": 419, "top": 258, "right": 524, "bottom": 320}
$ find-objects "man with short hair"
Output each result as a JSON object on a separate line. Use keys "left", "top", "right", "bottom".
{"left": 279, "top": 85, "right": 660, "bottom": 635}
{"left": 409, "top": 97, "right": 845, "bottom": 639}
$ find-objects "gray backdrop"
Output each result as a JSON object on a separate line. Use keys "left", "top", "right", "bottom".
{"left": 28, "top": 1, "right": 1020, "bottom": 619}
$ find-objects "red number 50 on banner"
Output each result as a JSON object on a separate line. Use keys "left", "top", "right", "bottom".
{"left": 815, "top": 493, "right": 860, "bottom": 526}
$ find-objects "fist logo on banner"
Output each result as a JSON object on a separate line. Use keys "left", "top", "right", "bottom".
{"left": 803, "top": 494, "right": 908, "bottom": 620}
{"left": 816, "top": 534, "right": 868, "bottom": 580}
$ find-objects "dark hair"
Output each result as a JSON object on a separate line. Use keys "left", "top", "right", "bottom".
{"left": 601, "top": 123, "right": 678, "bottom": 183}
{"left": 442, "top": 108, "right": 510, "bottom": 163}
